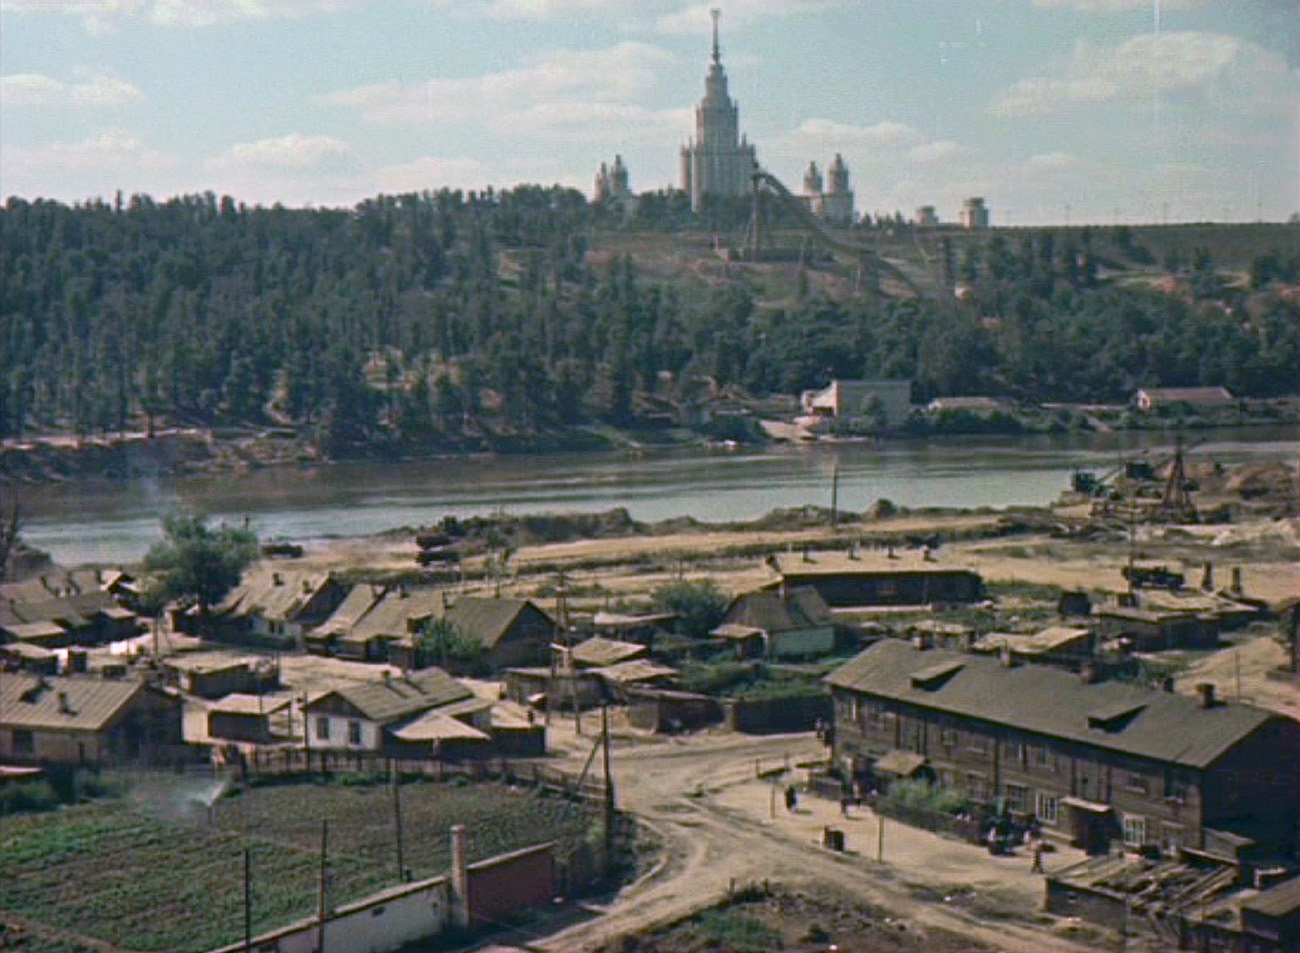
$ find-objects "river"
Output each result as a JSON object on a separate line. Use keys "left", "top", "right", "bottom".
{"left": 16, "top": 427, "right": 1296, "bottom": 567}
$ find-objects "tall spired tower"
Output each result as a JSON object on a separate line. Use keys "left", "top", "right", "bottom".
{"left": 679, "top": 9, "right": 757, "bottom": 212}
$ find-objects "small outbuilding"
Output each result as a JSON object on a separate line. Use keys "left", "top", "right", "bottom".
{"left": 767, "top": 552, "right": 983, "bottom": 608}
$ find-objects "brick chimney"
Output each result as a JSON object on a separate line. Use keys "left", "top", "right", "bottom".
{"left": 1196, "top": 683, "right": 1216, "bottom": 709}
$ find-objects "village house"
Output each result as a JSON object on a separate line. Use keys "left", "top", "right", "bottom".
{"left": 303, "top": 668, "right": 492, "bottom": 759}
{"left": 1133, "top": 386, "right": 1236, "bottom": 414}
{"left": 712, "top": 587, "right": 835, "bottom": 659}
{"left": 974, "top": 625, "right": 1096, "bottom": 671}
{"left": 766, "top": 551, "right": 984, "bottom": 608}
{"left": 799, "top": 379, "right": 912, "bottom": 430}
{"left": 206, "top": 694, "right": 292, "bottom": 744}
{"left": 569, "top": 636, "right": 648, "bottom": 669}
{"left": 1095, "top": 604, "right": 1220, "bottom": 651}
{"left": 326, "top": 586, "right": 445, "bottom": 662}
{"left": 826, "top": 640, "right": 1300, "bottom": 858}
{"left": 0, "top": 672, "right": 185, "bottom": 767}
{"left": 214, "top": 569, "right": 345, "bottom": 648}
{"left": 1, "top": 572, "right": 141, "bottom": 647}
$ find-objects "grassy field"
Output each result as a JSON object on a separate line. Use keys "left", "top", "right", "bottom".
{"left": 0, "top": 777, "right": 596, "bottom": 952}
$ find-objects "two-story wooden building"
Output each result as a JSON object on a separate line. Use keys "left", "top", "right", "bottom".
{"left": 826, "top": 640, "right": 1300, "bottom": 858}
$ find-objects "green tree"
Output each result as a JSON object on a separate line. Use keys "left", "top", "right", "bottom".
{"left": 143, "top": 513, "right": 258, "bottom": 627}
{"left": 651, "top": 578, "right": 728, "bottom": 639}
{"left": 417, "top": 617, "right": 485, "bottom": 670}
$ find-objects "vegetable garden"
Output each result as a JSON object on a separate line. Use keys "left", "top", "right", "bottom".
{"left": 0, "top": 776, "right": 596, "bottom": 952}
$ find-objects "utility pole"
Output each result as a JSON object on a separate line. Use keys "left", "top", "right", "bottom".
{"left": 876, "top": 812, "right": 885, "bottom": 863}
{"left": 316, "top": 820, "right": 328, "bottom": 953}
{"left": 830, "top": 461, "right": 840, "bottom": 527}
{"left": 601, "top": 703, "right": 616, "bottom": 869}
{"left": 243, "top": 848, "right": 253, "bottom": 953}
{"left": 391, "top": 760, "right": 405, "bottom": 881}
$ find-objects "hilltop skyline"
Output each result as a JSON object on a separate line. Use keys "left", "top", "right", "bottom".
{"left": 1, "top": 0, "right": 1296, "bottom": 225}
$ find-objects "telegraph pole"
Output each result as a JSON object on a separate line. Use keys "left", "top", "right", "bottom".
{"left": 601, "top": 703, "right": 616, "bottom": 868}
{"left": 316, "top": 820, "right": 328, "bottom": 953}
{"left": 391, "top": 760, "right": 405, "bottom": 881}
{"left": 243, "top": 848, "right": 253, "bottom": 953}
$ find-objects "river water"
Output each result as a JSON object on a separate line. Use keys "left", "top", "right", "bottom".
{"left": 17, "top": 427, "right": 1296, "bottom": 567}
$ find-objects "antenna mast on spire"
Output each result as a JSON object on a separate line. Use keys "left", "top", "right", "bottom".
{"left": 711, "top": 7, "right": 721, "bottom": 62}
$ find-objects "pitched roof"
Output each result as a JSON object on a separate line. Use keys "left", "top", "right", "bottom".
{"left": 571, "top": 637, "right": 647, "bottom": 668}
{"left": 595, "top": 659, "right": 677, "bottom": 684}
{"left": 443, "top": 597, "right": 553, "bottom": 649}
{"left": 218, "top": 570, "right": 334, "bottom": 623}
{"left": 312, "top": 668, "right": 472, "bottom": 724}
{"left": 1242, "top": 875, "right": 1300, "bottom": 918}
{"left": 825, "top": 640, "right": 1280, "bottom": 769}
{"left": 315, "top": 584, "right": 387, "bottom": 636}
{"left": 722, "top": 587, "right": 832, "bottom": 634}
{"left": 344, "top": 587, "right": 446, "bottom": 644}
{"left": 0, "top": 673, "right": 148, "bottom": 733}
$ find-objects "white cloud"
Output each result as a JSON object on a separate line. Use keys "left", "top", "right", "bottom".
{"left": 908, "top": 140, "right": 972, "bottom": 164}
{"left": 321, "top": 42, "right": 680, "bottom": 143}
{"left": 1024, "top": 151, "right": 1081, "bottom": 175}
{"left": 1029, "top": 0, "right": 1210, "bottom": 11}
{"left": 208, "top": 133, "right": 354, "bottom": 171}
{"left": 1, "top": 129, "right": 177, "bottom": 199}
{"left": 372, "top": 155, "right": 492, "bottom": 193}
{"left": 779, "top": 118, "right": 927, "bottom": 154}
{"left": 1, "top": 72, "right": 144, "bottom": 107}
{"left": 0, "top": 0, "right": 348, "bottom": 30}
{"left": 991, "top": 31, "right": 1297, "bottom": 117}
{"left": 655, "top": 0, "right": 842, "bottom": 36}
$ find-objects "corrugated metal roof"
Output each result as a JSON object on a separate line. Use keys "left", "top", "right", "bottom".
{"left": 0, "top": 673, "right": 146, "bottom": 732}
{"left": 825, "top": 640, "right": 1279, "bottom": 769}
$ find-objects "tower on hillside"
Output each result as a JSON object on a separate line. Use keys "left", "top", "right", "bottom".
{"left": 802, "top": 161, "right": 825, "bottom": 216}
{"left": 679, "top": 9, "right": 758, "bottom": 212}
{"left": 822, "top": 153, "right": 854, "bottom": 225}
{"left": 594, "top": 154, "right": 632, "bottom": 207}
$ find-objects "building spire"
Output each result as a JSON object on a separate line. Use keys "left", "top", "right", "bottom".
{"left": 711, "top": 7, "right": 721, "bottom": 63}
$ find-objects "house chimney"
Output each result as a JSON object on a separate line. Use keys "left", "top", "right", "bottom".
{"left": 57, "top": 691, "right": 73, "bottom": 714}
{"left": 1196, "top": 683, "right": 1216, "bottom": 708}
{"left": 1162, "top": 676, "right": 1175, "bottom": 693}
{"left": 302, "top": 580, "right": 312, "bottom": 593}
{"left": 1200, "top": 561, "right": 1214, "bottom": 592}
{"left": 1230, "top": 567, "right": 1243, "bottom": 594}
{"left": 912, "top": 633, "right": 930, "bottom": 651}
{"left": 272, "top": 572, "right": 283, "bottom": 586}
{"left": 1080, "top": 661, "right": 1100, "bottom": 684}
{"left": 449, "top": 824, "right": 469, "bottom": 929}
{"left": 382, "top": 670, "right": 391, "bottom": 684}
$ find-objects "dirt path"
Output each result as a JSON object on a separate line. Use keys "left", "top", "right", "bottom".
{"left": 476, "top": 731, "right": 1107, "bottom": 953}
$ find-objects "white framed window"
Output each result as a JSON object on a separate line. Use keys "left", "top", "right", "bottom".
{"left": 315, "top": 716, "right": 330, "bottom": 741}
{"left": 1123, "top": 814, "right": 1147, "bottom": 847}
{"left": 1030, "top": 745, "right": 1053, "bottom": 769}
{"left": 940, "top": 727, "right": 957, "bottom": 747}
{"left": 1036, "top": 792, "right": 1059, "bottom": 825}
{"left": 1125, "top": 772, "right": 1150, "bottom": 795}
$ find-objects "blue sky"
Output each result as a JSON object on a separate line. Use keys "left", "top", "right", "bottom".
{"left": 2, "top": 0, "right": 1296, "bottom": 224}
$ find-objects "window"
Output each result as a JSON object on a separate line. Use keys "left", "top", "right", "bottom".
{"left": 850, "top": 697, "right": 861, "bottom": 724}
{"left": 1162, "top": 824, "right": 1184, "bottom": 853}
{"left": 315, "top": 717, "right": 330, "bottom": 741}
{"left": 1030, "top": 745, "right": 1053, "bottom": 769}
{"left": 966, "top": 773, "right": 989, "bottom": 801}
{"left": 348, "top": 720, "right": 363, "bottom": 746}
{"left": 1036, "top": 792, "right": 1059, "bottom": 825}
{"left": 966, "top": 732, "right": 987, "bottom": 754}
{"left": 1125, "top": 772, "right": 1150, "bottom": 795}
{"left": 1123, "top": 814, "right": 1147, "bottom": 847}
{"left": 1004, "top": 783, "right": 1029, "bottom": 813}
{"left": 12, "top": 729, "right": 34, "bottom": 755}
{"left": 1163, "top": 773, "right": 1186, "bottom": 802}
{"left": 871, "top": 707, "right": 891, "bottom": 730}
{"left": 940, "top": 727, "right": 957, "bottom": 747}
{"left": 1004, "top": 741, "right": 1026, "bottom": 765}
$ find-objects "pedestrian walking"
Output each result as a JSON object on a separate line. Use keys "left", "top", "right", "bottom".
{"left": 1030, "top": 835, "right": 1045, "bottom": 874}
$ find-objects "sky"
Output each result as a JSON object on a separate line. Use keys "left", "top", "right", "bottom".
{"left": 1, "top": 0, "right": 1297, "bottom": 225}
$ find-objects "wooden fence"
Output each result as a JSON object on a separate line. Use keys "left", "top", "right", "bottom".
{"left": 230, "top": 747, "right": 610, "bottom": 804}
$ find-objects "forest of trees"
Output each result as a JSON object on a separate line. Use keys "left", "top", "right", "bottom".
{"left": 1, "top": 188, "right": 1297, "bottom": 452}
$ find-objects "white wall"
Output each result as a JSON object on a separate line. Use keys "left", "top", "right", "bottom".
{"left": 309, "top": 713, "right": 382, "bottom": 751}
{"left": 209, "top": 877, "right": 448, "bottom": 953}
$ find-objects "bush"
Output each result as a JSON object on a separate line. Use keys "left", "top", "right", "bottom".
{"left": 885, "top": 779, "right": 972, "bottom": 815}
{"left": 0, "top": 780, "right": 61, "bottom": 814}
{"left": 691, "top": 911, "right": 783, "bottom": 951}
{"left": 651, "top": 578, "right": 728, "bottom": 638}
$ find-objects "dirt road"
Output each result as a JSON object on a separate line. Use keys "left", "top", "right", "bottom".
{"left": 475, "top": 730, "right": 1106, "bottom": 953}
